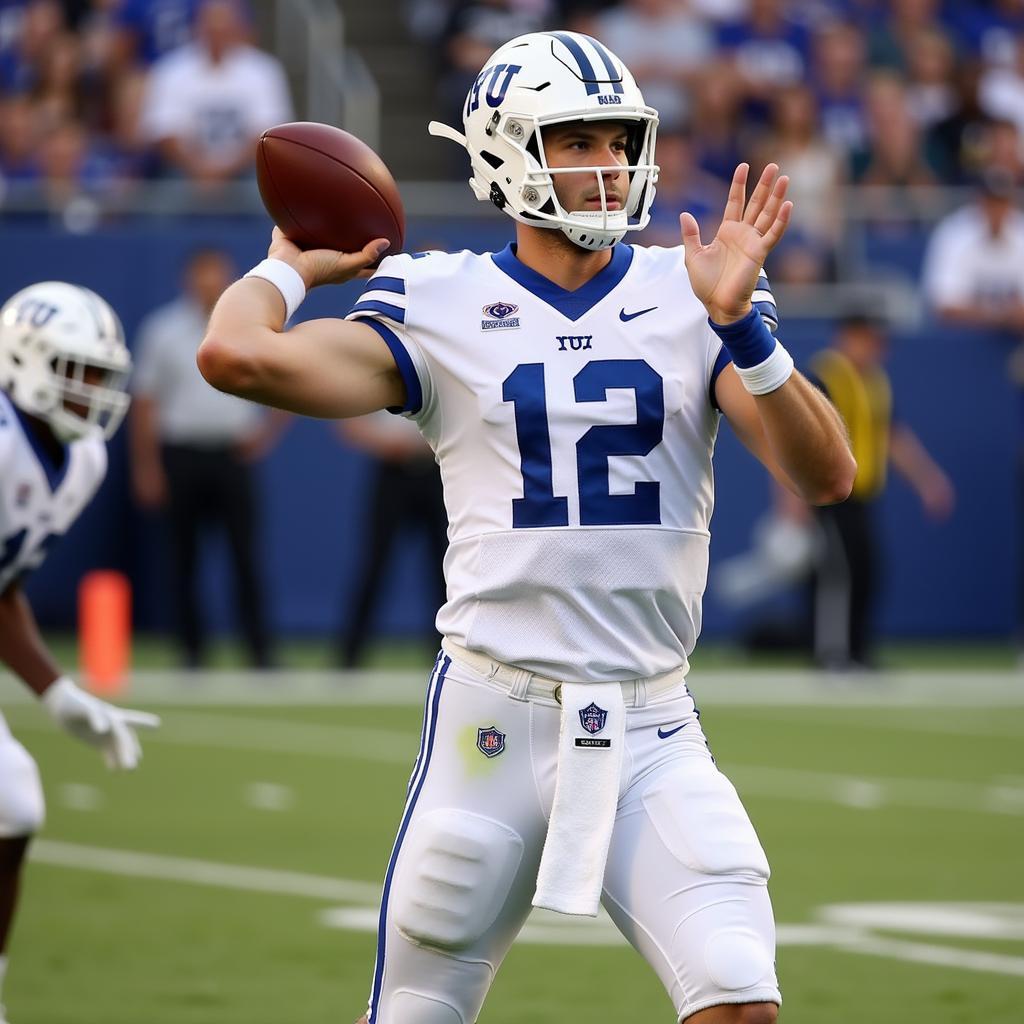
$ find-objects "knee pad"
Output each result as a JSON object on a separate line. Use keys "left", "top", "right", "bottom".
{"left": 641, "top": 760, "right": 770, "bottom": 880}
{"left": 0, "top": 738, "right": 46, "bottom": 837}
{"left": 391, "top": 808, "right": 524, "bottom": 952}
{"left": 704, "top": 928, "right": 775, "bottom": 992}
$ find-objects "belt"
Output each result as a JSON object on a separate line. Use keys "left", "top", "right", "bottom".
{"left": 441, "top": 639, "right": 686, "bottom": 709}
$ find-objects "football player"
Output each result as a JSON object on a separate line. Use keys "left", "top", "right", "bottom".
{"left": 0, "top": 282, "right": 160, "bottom": 1024}
{"left": 199, "top": 31, "right": 854, "bottom": 1024}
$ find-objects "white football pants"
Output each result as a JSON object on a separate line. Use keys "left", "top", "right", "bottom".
{"left": 365, "top": 647, "right": 780, "bottom": 1023}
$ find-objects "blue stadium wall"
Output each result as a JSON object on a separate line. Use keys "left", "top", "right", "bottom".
{"left": 4, "top": 217, "right": 1016, "bottom": 644}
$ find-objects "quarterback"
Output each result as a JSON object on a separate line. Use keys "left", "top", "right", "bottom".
{"left": 199, "top": 31, "right": 854, "bottom": 1024}
{"left": 0, "top": 282, "right": 160, "bottom": 1024}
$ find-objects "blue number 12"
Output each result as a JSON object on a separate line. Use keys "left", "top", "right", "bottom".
{"left": 503, "top": 359, "right": 664, "bottom": 528}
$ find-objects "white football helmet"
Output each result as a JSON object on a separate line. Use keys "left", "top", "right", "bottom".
{"left": 0, "top": 281, "right": 131, "bottom": 441}
{"left": 429, "top": 31, "right": 659, "bottom": 251}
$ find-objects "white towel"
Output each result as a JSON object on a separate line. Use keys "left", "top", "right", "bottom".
{"left": 533, "top": 681, "right": 626, "bottom": 916}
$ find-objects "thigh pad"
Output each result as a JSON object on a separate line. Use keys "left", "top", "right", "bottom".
{"left": 641, "top": 758, "right": 770, "bottom": 879}
{"left": 391, "top": 808, "right": 524, "bottom": 952}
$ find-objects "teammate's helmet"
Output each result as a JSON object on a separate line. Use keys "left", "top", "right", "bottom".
{"left": 429, "top": 31, "right": 659, "bottom": 251}
{"left": 0, "top": 282, "right": 131, "bottom": 441}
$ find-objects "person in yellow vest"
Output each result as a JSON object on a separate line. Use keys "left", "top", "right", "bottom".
{"left": 810, "top": 313, "right": 955, "bottom": 669}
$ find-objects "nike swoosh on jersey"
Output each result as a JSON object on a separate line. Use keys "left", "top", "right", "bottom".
{"left": 619, "top": 306, "right": 658, "bottom": 322}
{"left": 657, "top": 724, "right": 688, "bottom": 739}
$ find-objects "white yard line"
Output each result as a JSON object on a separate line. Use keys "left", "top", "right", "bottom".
{"left": 29, "top": 840, "right": 1024, "bottom": 976}
{"left": 30, "top": 839, "right": 381, "bottom": 903}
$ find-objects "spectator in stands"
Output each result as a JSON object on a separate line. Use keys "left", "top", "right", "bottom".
{"left": 979, "top": 34, "right": 1024, "bottom": 142}
{"left": 130, "top": 247, "right": 285, "bottom": 669}
{"left": 0, "top": 0, "right": 64, "bottom": 93}
{"left": 114, "top": 0, "right": 206, "bottom": 68}
{"left": 138, "top": 0, "right": 291, "bottom": 188}
{"left": 809, "top": 314, "right": 954, "bottom": 670}
{"left": 926, "top": 61, "right": 992, "bottom": 183}
{"left": 923, "top": 168, "right": 1024, "bottom": 332}
{"left": 753, "top": 83, "right": 845, "bottom": 282}
{"left": 854, "top": 73, "right": 938, "bottom": 200}
{"left": 30, "top": 29, "right": 84, "bottom": 128}
{"left": 640, "top": 130, "right": 725, "bottom": 246}
{"left": 35, "top": 117, "right": 113, "bottom": 229}
{"left": 335, "top": 412, "right": 448, "bottom": 668}
{"left": 948, "top": 0, "right": 1024, "bottom": 71}
{"left": 439, "top": 0, "right": 554, "bottom": 124}
{"left": 866, "top": 0, "right": 947, "bottom": 74}
{"left": 904, "top": 26, "right": 958, "bottom": 132}
{"left": 689, "top": 61, "right": 745, "bottom": 183}
{"left": 811, "top": 19, "right": 869, "bottom": 160}
{"left": 716, "top": 0, "right": 811, "bottom": 124}
{"left": 0, "top": 96, "right": 41, "bottom": 184}
{"left": 592, "top": 0, "right": 715, "bottom": 132}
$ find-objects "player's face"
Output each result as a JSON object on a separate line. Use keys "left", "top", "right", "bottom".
{"left": 541, "top": 121, "right": 630, "bottom": 215}
{"left": 61, "top": 363, "right": 106, "bottom": 419}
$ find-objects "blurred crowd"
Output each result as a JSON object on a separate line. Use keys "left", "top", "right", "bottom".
{"left": 0, "top": 0, "right": 291, "bottom": 221}
{"left": 419, "top": 0, "right": 1024, "bottom": 280}
{"left": 3, "top": 0, "right": 1024, "bottom": 274}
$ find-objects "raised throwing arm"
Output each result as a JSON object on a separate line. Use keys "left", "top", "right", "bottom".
{"left": 198, "top": 230, "right": 406, "bottom": 419}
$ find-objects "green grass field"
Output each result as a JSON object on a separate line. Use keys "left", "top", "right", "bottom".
{"left": 2, "top": 665, "right": 1023, "bottom": 1023}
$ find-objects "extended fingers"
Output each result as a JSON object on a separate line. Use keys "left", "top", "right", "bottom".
{"left": 743, "top": 163, "right": 779, "bottom": 226}
{"left": 754, "top": 174, "right": 790, "bottom": 235}
{"left": 723, "top": 163, "right": 749, "bottom": 222}
{"left": 762, "top": 200, "right": 794, "bottom": 250}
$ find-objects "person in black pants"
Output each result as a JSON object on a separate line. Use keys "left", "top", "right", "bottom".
{"left": 337, "top": 412, "right": 448, "bottom": 667}
{"left": 809, "top": 314, "right": 954, "bottom": 669}
{"left": 130, "top": 248, "right": 287, "bottom": 668}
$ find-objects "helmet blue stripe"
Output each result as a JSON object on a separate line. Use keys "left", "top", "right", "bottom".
{"left": 578, "top": 34, "right": 625, "bottom": 94}
{"left": 549, "top": 31, "right": 600, "bottom": 95}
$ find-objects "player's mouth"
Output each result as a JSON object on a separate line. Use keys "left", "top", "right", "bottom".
{"left": 582, "top": 195, "right": 623, "bottom": 209}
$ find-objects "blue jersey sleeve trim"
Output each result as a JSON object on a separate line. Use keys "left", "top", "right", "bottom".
{"left": 709, "top": 347, "right": 732, "bottom": 411}
{"left": 362, "top": 276, "right": 406, "bottom": 295}
{"left": 360, "top": 318, "right": 423, "bottom": 415}
{"left": 491, "top": 242, "right": 634, "bottom": 322}
{"left": 349, "top": 299, "right": 406, "bottom": 323}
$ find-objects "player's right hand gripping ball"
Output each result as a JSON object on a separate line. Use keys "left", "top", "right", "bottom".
{"left": 256, "top": 122, "right": 405, "bottom": 259}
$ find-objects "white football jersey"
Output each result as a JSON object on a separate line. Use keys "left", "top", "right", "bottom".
{"left": 0, "top": 390, "right": 107, "bottom": 594}
{"left": 346, "top": 243, "right": 777, "bottom": 682}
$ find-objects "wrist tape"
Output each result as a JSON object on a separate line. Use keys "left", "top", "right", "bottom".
{"left": 709, "top": 308, "right": 794, "bottom": 396}
{"left": 244, "top": 258, "right": 307, "bottom": 321}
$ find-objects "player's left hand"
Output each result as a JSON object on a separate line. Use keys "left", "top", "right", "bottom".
{"left": 42, "top": 677, "right": 161, "bottom": 771}
{"left": 680, "top": 163, "right": 792, "bottom": 325}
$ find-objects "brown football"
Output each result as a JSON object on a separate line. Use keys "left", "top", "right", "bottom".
{"left": 256, "top": 122, "right": 405, "bottom": 257}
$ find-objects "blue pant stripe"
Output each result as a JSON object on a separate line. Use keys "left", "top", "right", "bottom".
{"left": 367, "top": 654, "right": 450, "bottom": 1022}
{"left": 407, "top": 650, "right": 442, "bottom": 793}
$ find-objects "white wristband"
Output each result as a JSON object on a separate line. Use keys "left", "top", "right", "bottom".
{"left": 732, "top": 340, "right": 795, "bottom": 395}
{"left": 244, "top": 258, "right": 307, "bottom": 321}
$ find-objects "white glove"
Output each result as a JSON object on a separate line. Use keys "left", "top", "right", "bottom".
{"left": 42, "top": 677, "right": 161, "bottom": 770}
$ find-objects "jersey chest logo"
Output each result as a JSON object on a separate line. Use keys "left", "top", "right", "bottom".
{"left": 482, "top": 301, "right": 520, "bottom": 331}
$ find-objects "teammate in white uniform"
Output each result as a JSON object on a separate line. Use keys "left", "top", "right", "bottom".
{"left": 199, "top": 31, "right": 854, "bottom": 1024}
{"left": 0, "top": 282, "right": 160, "bottom": 1024}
